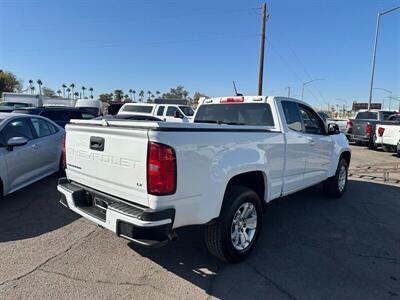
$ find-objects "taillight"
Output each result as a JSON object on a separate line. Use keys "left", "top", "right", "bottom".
{"left": 366, "top": 123, "right": 373, "bottom": 135}
{"left": 346, "top": 120, "right": 353, "bottom": 128}
{"left": 62, "top": 134, "right": 66, "bottom": 168}
{"left": 220, "top": 96, "right": 244, "bottom": 103}
{"left": 147, "top": 142, "right": 176, "bottom": 195}
{"left": 378, "top": 127, "right": 385, "bottom": 137}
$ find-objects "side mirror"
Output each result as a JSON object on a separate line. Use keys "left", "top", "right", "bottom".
{"left": 7, "top": 136, "right": 29, "bottom": 151}
{"left": 328, "top": 123, "right": 340, "bottom": 135}
{"left": 174, "top": 110, "right": 184, "bottom": 119}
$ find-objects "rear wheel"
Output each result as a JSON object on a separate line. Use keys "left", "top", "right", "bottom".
{"left": 323, "top": 158, "right": 349, "bottom": 198}
{"left": 204, "top": 186, "right": 263, "bottom": 263}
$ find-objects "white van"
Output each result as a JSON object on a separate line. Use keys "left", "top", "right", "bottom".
{"left": 75, "top": 99, "right": 102, "bottom": 116}
{"left": 118, "top": 103, "right": 194, "bottom": 122}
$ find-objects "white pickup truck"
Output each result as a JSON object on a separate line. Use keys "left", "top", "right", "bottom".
{"left": 375, "top": 114, "right": 400, "bottom": 154}
{"left": 58, "top": 96, "right": 351, "bottom": 262}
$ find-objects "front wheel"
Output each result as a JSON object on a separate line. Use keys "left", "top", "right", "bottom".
{"left": 204, "top": 186, "right": 263, "bottom": 263}
{"left": 323, "top": 158, "right": 349, "bottom": 198}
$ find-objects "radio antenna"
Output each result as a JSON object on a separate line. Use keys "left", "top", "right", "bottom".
{"left": 232, "top": 81, "right": 243, "bottom": 96}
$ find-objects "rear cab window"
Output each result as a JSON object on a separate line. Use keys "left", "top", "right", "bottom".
{"left": 355, "top": 112, "right": 378, "bottom": 120}
{"left": 122, "top": 105, "right": 153, "bottom": 114}
{"left": 194, "top": 103, "right": 274, "bottom": 126}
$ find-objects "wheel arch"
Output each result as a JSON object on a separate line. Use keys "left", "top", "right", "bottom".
{"left": 218, "top": 171, "right": 267, "bottom": 217}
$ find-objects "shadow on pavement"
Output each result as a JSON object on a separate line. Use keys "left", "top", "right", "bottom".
{"left": 130, "top": 180, "right": 400, "bottom": 300}
{"left": 0, "top": 175, "right": 79, "bottom": 242}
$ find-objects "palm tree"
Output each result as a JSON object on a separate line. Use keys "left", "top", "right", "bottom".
{"left": 124, "top": 94, "right": 130, "bottom": 102}
{"left": 36, "top": 79, "right": 43, "bottom": 96}
{"left": 128, "top": 89, "right": 133, "bottom": 101}
{"left": 62, "top": 84, "right": 67, "bottom": 97}
{"left": 57, "top": 90, "right": 62, "bottom": 97}
{"left": 156, "top": 90, "right": 160, "bottom": 98}
{"left": 73, "top": 92, "right": 79, "bottom": 99}
{"left": 30, "top": 86, "right": 35, "bottom": 94}
{"left": 147, "top": 90, "right": 151, "bottom": 101}
{"left": 66, "top": 88, "right": 71, "bottom": 99}
{"left": 81, "top": 86, "right": 86, "bottom": 98}
{"left": 139, "top": 90, "right": 145, "bottom": 102}
{"left": 132, "top": 90, "right": 136, "bottom": 101}
{"left": 70, "top": 83, "right": 75, "bottom": 98}
{"left": 89, "top": 87, "right": 94, "bottom": 99}
{"left": 28, "top": 80, "right": 33, "bottom": 94}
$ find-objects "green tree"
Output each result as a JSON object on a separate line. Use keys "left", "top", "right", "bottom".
{"left": 56, "top": 89, "right": 62, "bottom": 97}
{"left": 114, "top": 89, "right": 124, "bottom": 102}
{"left": 0, "top": 70, "right": 22, "bottom": 97}
{"left": 42, "top": 86, "right": 56, "bottom": 97}
{"left": 139, "top": 90, "right": 145, "bottom": 102}
{"left": 99, "top": 93, "right": 113, "bottom": 103}
{"left": 162, "top": 85, "right": 189, "bottom": 99}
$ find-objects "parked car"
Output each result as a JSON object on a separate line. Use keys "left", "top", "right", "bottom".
{"left": 375, "top": 114, "right": 400, "bottom": 152}
{"left": 0, "top": 113, "right": 64, "bottom": 198}
{"left": 58, "top": 95, "right": 350, "bottom": 262}
{"left": 12, "top": 107, "right": 96, "bottom": 128}
{"left": 347, "top": 110, "right": 397, "bottom": 149}
{"left": 317, "top": 112, "right": 347, "bottom": 133}
{"left": 118, "top": 103, "right": 194, "bottom": 122}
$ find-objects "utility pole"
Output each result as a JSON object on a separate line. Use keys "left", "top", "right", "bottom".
{"left": 258, "top": 2, "right": 267, "bottom": 96}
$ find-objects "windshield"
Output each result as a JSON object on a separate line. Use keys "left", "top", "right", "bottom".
{"left": 79, "top": 107, "right": 99, "bottom": 116}
{"left": 179, "top": 106, "right": 194, "bottom": 116}
{"left": 194, "top": 103, "right": 274, "bottom": 126}
{"left": 0, "top": 102, "right": 31, "bottom": 108}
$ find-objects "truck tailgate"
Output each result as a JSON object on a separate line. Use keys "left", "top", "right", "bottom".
{"left": 65, "top": 124, "right": 149, "bottom": 207}
{"left": 382, "top": 124, "right": 400, "bottom": 146}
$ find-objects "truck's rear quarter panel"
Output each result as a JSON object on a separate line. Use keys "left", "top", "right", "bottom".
{"left": 148, "top": 129, "right": 285, "bottom": 228}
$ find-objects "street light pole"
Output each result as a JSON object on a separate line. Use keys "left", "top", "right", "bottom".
{"left": 368, "top": 6, "right": 400, "bottom": 111}
{"left": 301, "top": 78, "right": 325, "bottom": 100}
{"left": 373, "top": 87, "right": 392, "bottom": 110}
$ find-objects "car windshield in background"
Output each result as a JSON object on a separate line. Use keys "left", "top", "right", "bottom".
{"left": 356, "top": 112, "right": 378, "bottom": 120}
{"left": 122, "top": 105, "right": 153, "bottom": 113}
{"left": 0, "top": 102, "right": 31, "bottom": 108}
{"left": 179, "top": 106, "right": 194, "bottom": 116}
{"left": 79, "top": 107, "right": 98, "bottom": 116}
{"left": 194, "top": 103, "right": 274, "bottom": 126}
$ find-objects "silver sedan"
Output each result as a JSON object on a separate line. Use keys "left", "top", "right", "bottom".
{"left": 0, "top": 113, "right": 64, "bottom": 198}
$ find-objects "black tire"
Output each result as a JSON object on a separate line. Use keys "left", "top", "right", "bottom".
{"left": 323, "top": 158, "right": 349, "bottom": 198}
{"left": 368, "top": 135, "right": 377, "bottom": 150}
{"left": 204, "top": 186, "right": 263, "bottom": 263}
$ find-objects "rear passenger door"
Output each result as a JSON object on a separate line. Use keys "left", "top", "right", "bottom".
{"left": 29, "top": 118, "right": 61, "bottom": 174}
{"left": 280, "top": 101, "right": 309, "bottom": 194}
{"left": 298, "top": 105, "right": 333, "bottom": 186}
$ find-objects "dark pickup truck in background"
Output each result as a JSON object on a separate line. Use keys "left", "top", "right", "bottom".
{"left": 347, "top": 110, "right": 397, "bottom": 149}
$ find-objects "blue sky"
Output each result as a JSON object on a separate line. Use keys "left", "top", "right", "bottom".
{"left": 1, "top": 0, "right": 399, "bottom": 109}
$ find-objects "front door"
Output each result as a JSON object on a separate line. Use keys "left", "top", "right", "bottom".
{"left": 298, "top": 104, "right": 333, "bottom": 186}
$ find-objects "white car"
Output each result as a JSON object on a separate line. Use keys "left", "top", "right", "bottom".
{"left": 118, "top": 103, "right": 194, "bottom": 122}
{"left": 58, "top": 96, "right": 350, "bottom": 262}
{"left": 0, "top": 113, "right": 64, "bottom": 198}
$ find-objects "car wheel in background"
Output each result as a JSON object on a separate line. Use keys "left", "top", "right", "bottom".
{"left": 323, "top": 158, "right": 349, "bottom": 198}
{"left": 204, "top": 186, "right": 263, "bottom": 263}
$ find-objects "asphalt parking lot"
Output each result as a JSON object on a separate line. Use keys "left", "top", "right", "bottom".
{"left": 0, "top": 145, "right": 399, "bottom": 300}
